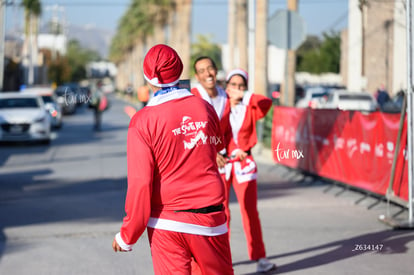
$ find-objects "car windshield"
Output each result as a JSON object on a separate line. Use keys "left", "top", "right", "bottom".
{"left": 0, "top": 98, "right": 39, "bottom": 108}
{"left": 312, "top": 92, "right": 328, "bottom": 98}
{"left": 55, "top": 87, "right": 72, "bottom": 96}
{"left": 41, "top": 96, "right": 53, "bottom": 103}
{"left": 304, "top": 87, "right": 328, "bottom": 99}
{"left": 339, "top": 94, "right": 372, "bottom": 101}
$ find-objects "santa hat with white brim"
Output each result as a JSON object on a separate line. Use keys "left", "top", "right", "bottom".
{"left": 226, "top": 68, "right": 249, "bottom": 86}
{"left": 143, "top": 44, "right": 183, "bottom": 88}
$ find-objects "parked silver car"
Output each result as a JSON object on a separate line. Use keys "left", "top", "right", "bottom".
{"left": 0, "top": 92, "right": 52, "bottom": 144}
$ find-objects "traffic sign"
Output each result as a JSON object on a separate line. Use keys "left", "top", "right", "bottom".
{"left": 268, "top": 9, "right": 306, "bottom": 50}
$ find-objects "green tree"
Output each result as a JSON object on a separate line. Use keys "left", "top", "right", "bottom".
{"left": 66, "top": 40, "right": 101, "bottom": 81}
{"left": 296, "top": 31, "right": 341, "bottom": 74}
{"left": 22, "top": 0, "right": 41, "bottom": 35}
{"left": 320, "top": 31, "right": 341, "bottom": 73}
{"left": 191, "top": 34, "right": 222, "bottom": 76}
{"left": 109, "top": 0, "right": 193, "bottom": 79}
{"left": 262, "top": 106, "right": 274, "bottom": 148}
{"left": 21, "top": 0, "right": 42, "bottom": 84}
{"left": 48, "top": 56, "right": 71, "bottom": 85}
{"left": 47, "top": 39, "right": 101, "bottom": 84}
{"left": 296, "top": 35, "right": 321, "bottom": 69}
{"left": 109, "top": 0, "right": 172, "bottom": 62}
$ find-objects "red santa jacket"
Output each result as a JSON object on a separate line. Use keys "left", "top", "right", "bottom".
{"left": 228, "top": 92, "right": 272, "bottom": 155}
{"left": 116, "top": 88, "right": 228, "bottom": 251}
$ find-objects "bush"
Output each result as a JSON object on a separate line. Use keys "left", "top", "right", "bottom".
{"left": 262, "top": 106, "right": 274, "bottom": 148}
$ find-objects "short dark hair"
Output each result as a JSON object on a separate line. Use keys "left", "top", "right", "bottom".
{"left": 193, "top": 56, "right": 217, "bottom": 74}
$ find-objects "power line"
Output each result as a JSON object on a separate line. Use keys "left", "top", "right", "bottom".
{"left": 323, "top": 9, "right": 348, "bottom": 33}
{"left": 16, "top": 1, "right": 130, "bottom": 7}
{"left": 9, "top": 0, "right": 349, "bottom": 7}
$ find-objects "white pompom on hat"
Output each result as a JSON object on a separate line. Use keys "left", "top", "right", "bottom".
{"left": 226, "top": 68, "right": 249, "bottom": 86}
{"left": 143, "top": 44, "right": 183, "bottom": 87}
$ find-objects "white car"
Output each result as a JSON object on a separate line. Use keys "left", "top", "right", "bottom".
{"left": 295, "top": 86, "right": 331, "bottom": 108}
{"left": 22, "top": 86, "right": 63, "bottom": 128}
{"left": 0, "top": 92, "right": 52, "bottom": 144}
{"left": 321, "top": 90, "right": 378, "bottom": 112}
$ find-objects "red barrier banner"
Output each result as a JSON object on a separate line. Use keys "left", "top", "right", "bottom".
{"left": 271, "top": 107, "right": 408, "bottom": 201}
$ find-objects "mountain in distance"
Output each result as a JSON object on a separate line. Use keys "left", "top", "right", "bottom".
{"left": 66, "top": 24, "right": 114, "bottom": 59}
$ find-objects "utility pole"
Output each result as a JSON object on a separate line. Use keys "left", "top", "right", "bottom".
{"left": 254, "top": 0, "right": 267, "bottom": 152}
{"left": 236, "top": 0, "right": 248, "bottom": 70}
{"left": 46, "top": 4, "right": 63, "bottom": 61}
{"left": 254, "top": 0, "right": 267, "bottom": 96}
{"left": 359, "top": 0, "right": 368, "bottom": 90}
{"left": 248, "top": 0, "right": 255, "bottom": 94}
{"left": 283, "top": 0, "right": 298, "bottom": 106}
{"left": 228, "top": 0, "right": 236, "bottom": 70}
{"left": 405, "top": 0, "right": 414, "bottom": 227}
{"left": 0, "top": 1, "right": 7, "bottom": 91}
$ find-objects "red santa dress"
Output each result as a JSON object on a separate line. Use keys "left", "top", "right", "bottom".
{"left": 223, "top": 91, "right": 272, "bottom": 261}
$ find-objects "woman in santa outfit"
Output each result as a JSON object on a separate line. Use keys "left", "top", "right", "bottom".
{"left": 112, "top": 44, "right": 233, "bottom": 275}
{"left": 224, "top": 68, "right": 277, "bottom": 273}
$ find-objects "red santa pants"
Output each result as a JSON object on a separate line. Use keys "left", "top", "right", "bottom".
{"left": 222, "top": 161, "right": 266, "bottom": 260}
{"left": 147, "top": 227, "right": 233, "bottom": 275}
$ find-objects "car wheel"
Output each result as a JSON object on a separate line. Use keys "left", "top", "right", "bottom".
{"left": 54, "top": 122, "right": 63, "bottom": 129}
{"left": 41, "top": 138, "right": 51, "bottom": 145}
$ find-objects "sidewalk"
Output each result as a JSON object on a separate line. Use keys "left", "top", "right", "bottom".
{"left": 229, "top": 144, "right": 413, "bottom": 274}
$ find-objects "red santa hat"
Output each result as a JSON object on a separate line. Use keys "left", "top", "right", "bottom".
{"left": 226, "top": 68, "right": 249, "bottom": 86}
{"left": 143, "top": 44, "right": 183, "bottom": 87}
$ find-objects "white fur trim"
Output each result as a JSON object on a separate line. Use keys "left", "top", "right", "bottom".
{"left": 147, "top": 218, "right": 228, "bottom": 236}
{"left": 195, "top": 84, "right": 227, "bottom": 119}
{"left": 226, "top": 69, "right": 248, "bottom": 83}
{"left": 144, "top": 74, "right": 180, "bottom": 88}
{"left": 115, "top": 232, "right": 133, "bottom": 251}
{"left": 147, "top": 88, "right": 193, "bottom": 106}
{"left": 242, "top": 91, "right": 253, "bottom": 105}
{"left": 230, "top": 104, "right": 246, "bottom": 145}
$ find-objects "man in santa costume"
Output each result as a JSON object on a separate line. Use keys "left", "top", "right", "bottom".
{"left": 112, "top": 44, "right": 233, "bottom": 275}
{"left": 224, "top": 68, "right": 277, "bottom": 273}
{"left": 191, "top": 56, "right": 231, "bottom": 169}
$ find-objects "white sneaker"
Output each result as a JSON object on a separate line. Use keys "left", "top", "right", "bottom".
{"left": 256, "top": 258, "right": 277, "bottom": 273}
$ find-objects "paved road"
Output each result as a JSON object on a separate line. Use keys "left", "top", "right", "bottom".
{"left": 0, "top": 94, "right": 413, "bottom": 275}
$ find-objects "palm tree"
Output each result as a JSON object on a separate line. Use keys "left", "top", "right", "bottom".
{"left": 110, "top": 0, "right": 193, "bottom": 89}
{"left": 22, "top": 0, "right": 41, "bottom": 37}
{"left": 227, "top": 0, "right": 236, "bottom": 70}
{"left": 170, "top": 0, "right": 192, "bottom": 78}
{"left": 255, "top": 0, "right": 268, "bottom": 96}
{"left": 21, "top": 0, "right": 42, "bottom": 85}
{"left": 236, "top": 0, "right": 248, "bottom": 70}
{"left": 110, "top": 0, "right": 153, "bottom": 90}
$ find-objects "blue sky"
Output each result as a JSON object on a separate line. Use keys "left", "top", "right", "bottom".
{"left": 6, "top": 0, "right": 348, "bottom": 42}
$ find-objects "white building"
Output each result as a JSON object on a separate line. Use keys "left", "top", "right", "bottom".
{"left": 37, "top": 33, "right": 68, "bottom": 56}
{"left": 345, "top": 0, "right": 409, "bottom": 94}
